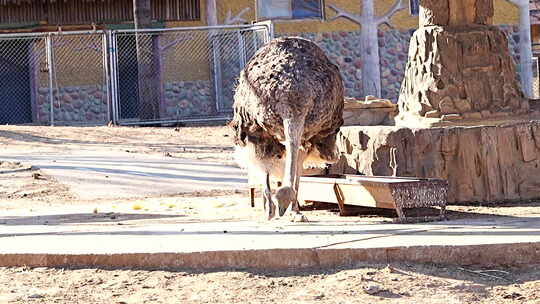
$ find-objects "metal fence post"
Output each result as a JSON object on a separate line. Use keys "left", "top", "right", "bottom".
{"left": 237, "top": 30, "right": 246, "bottom": 70}
{"left": 107, "top": 31, "right": 120, "bottom": 124}
{"left": 102, "top": 31, "right": 111, "bottom": 124}
{"left": 46, "top": 34, "right": 55, "bottom": 126}
{"left": 212, "top": 35, "right": 223, "bottom": 112}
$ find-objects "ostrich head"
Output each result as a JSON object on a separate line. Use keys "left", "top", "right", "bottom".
{"left": 274, "top": 186, "right": 296, "bottom": 216}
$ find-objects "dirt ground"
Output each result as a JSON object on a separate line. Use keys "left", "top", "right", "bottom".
{"left": 0, "top": 125, "right": 235, "bottom": 163}
{"left": 0, "top": 263, "right": 539, "bottom": 304}
{"left": 2, "top": 125, "right": 540, "bottom": 303}
{"left": 2, "top": 125, "right": 540, "bottom": 221}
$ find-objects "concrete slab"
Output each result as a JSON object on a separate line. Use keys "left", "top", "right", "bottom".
{"left": 0, "top": 151, "right": 247, "bottom": 199}
{"left": 1, "top": 209, "right": 539, "bottom": 269}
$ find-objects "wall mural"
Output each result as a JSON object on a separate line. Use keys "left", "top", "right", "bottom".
{"left": 206, "top": 0, "right": 251, "bottom": 25}
{"left": 202, "top": 0, "right": 530, "bottom": 103}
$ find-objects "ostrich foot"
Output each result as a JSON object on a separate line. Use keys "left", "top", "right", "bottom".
{"left": 291, "top": 212, "right": 309, "bottom": 223}
{"left": 266, "top": 201, "right": 276, "bottom": 220}
{"left": 263, "top": 189, "right": 276, "bottom": 220}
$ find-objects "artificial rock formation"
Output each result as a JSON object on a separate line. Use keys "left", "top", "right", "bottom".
{"left": 331, "top": 122, "right": 540, "bottom": 203}
{"left": 326, "top": 0, "right": 540, "bottom": 204}
{"left": 343, "top": 97, "right": 397, "bottom": 126}
{"left": 396, "top": 0, "right": 533, "bottom": 127}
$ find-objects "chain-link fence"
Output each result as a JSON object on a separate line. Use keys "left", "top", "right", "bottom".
{"left": 532, "top": 57, "right": 540, "bottom": 100}
{"left": 0, "top": 34, "right": 48, "bottom": 125}
{"left": 0, "top": 31, "right": 109, "bottom": 126}
{"left": 49, "top": 32, "right": 109, "bottom": 125}
{"left": 109, "top": 24, "right": 271, "bottom": 125}
{"left": 0, "top": 23, "right": 271, "bottom": 126}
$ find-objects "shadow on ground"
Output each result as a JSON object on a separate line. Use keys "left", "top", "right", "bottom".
{"left": 0, "top": 212, "right": 185, "bottom": 226}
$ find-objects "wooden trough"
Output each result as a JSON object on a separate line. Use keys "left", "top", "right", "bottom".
{"left": 297, "top": 175, "right": 448, "bottom": 222}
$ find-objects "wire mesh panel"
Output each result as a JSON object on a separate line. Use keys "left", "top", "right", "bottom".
{"left": 50, "top": 32, "right": 109, "bottom": 125}
{"left": 0, "top": 35, "right": 48, "bottom": 125}
{"left": 110, "top": 24, "right": 271, "bottom": 125}
{"left": 0, "top": 24, "right": 271, "bottom": 126}
{"left": 213, "top": 27, "right": 270, "bottom": 112}
{"left": 532, "top": 57, "right": 540, "bottom": 100}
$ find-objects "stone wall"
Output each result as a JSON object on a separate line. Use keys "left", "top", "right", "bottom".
{"left": 282, "top": 25, "right": 521, "bottom": 102}
{"left": 36, "top": 81, "right": 216, "bottom": 123}
{"left": 36, "top": 85, "right": 108, "bottom": 124}
{"left": 379, "top": 29, "right": 415, "bottom": 101}
{"left": 162, "top": 80, "right": 215, "bottom": 118}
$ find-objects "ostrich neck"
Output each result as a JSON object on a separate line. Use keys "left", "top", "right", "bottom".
{"left": 283, "top": 118, "right": 304, "bottom": 188}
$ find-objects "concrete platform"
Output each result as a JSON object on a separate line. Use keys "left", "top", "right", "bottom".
{"left": 1, "top": 209, "right": 539, "bottom": 270}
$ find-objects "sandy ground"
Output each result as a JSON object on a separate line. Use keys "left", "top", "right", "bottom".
{"left": 2, "top": 124, "right": 540, "bottom": 221}
{"left": 0, "top": 125, "right": 235, "bottom": 163}
{"left": 0, "top": 263, "right": 539, "bottom": 304}
{"left": 2, "top": 125, "right": 540, "bottom": 303}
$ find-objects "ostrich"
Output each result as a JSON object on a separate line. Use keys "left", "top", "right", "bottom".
{"left": 230, "top": 37, "right": 344, "bottom": 220}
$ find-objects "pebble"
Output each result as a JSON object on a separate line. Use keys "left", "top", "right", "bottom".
{"left": 363, "top": 284, "right": 381, "bottom": 295}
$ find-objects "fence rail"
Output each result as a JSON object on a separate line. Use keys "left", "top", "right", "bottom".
{"left": 0, "top": 23, "right": 272, "bottom": 126}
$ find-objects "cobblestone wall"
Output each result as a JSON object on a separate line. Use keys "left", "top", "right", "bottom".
{"left": 36, "top": 85, "right": 108, "bottom": 124}
{"left": 162, "top": 81, "right": 214, "bottom": 118}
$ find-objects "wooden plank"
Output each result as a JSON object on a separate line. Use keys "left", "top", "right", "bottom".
{"left": 298, "top": 175, "right": 447, "bottom": 211}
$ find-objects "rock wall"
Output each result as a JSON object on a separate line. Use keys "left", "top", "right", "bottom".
{"left": 162, "top": 81, "right": 215, "bottom": 118}
{"left": 36, "top": 81, "right": 216, "bottom": 124}
{"left": 36, "top": 85, "right": 108, "bottom": 124}
{"left": 331, "top": 122, "right": 540, "bottom": 203}
{"left": 281, "top": 26, "right": 520, "bottom": 102}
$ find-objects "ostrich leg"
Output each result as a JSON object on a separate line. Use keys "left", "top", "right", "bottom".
{"left": 275, "top": 118, "right": 308, "bottom": 222}
{"left": 291, "top": 156, "right": 308, "bottom": 222}
{"left": 263, "top": 172, "right": 276, "bottom": 220}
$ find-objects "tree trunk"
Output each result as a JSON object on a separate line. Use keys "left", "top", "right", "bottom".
{"left": 134, "top": 0, "right": 160, "bottom": 120}
{"left": 360, "top": 0, "right": 382, "bottom": 97}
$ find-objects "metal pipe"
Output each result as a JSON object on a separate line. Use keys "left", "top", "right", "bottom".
{"left": 114, "top": 24, "right": 269, "bottom": 34}
{"left": 211, "top": 37, "right": 222, "bottom": 112}
{"left": 109, "top": 31, "right": 117, "bottom": 125}
{"left": 237, "top": 30, "right": 246, "bottom": 69}
{"left": 0, "top": 30, "right": 106, "bottom": 39}
{"left": 117, "top": 115, "right": 232, "bottom": 126}
{"left": 110, "top": 31, "right": 120, "bottom": 124}
{"left": 48, "top": 30, "right": 106, "bottom": 36}
{"left": 46, "top": 34, "right": 55, "bottom": 127}
{"left": 0, "top": 32, "right": 48, "bottom": 38}
{"left": 102, "top": 31, "right": 111, "bottom": 124}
